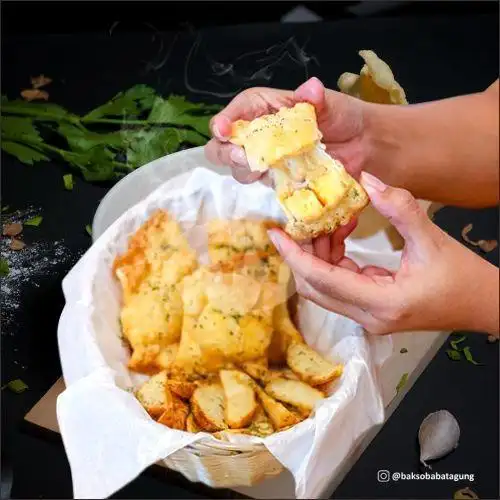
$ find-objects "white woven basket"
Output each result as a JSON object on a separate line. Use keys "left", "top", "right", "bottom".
{"left": 162, "top": 439, "right": 284, "bottom": 488}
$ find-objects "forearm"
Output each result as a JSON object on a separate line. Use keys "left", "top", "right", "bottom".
{"left": 462, "top": 260, "right": 499, "bottom": 336}
{"left": 364, "top": 81, "right": 499, "bottom": 207}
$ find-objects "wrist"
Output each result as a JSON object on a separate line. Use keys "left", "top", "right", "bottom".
{"left": 458, "top": 259, "right": 499, "bottom": 336}
{"left": 362, "top": 102, "right": 408, "bottom": 188}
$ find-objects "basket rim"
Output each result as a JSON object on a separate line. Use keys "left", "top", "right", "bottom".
{"left": 189, "top": 435, "right": 268, "bottom": 454}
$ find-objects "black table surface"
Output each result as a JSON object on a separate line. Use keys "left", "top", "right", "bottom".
{"left": 1, "top": 13, "right": 499, "bottom": 500}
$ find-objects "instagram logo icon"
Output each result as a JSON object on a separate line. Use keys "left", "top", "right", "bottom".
{"left": 377, "top": 470, "right": 390, "bottom": 483}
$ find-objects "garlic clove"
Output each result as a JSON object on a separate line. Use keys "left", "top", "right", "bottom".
{"left": 418, "top": 410, "right": 460, "bottom": 468}
{"left": 453, "top": 487, "right": 479, "bottom": 499}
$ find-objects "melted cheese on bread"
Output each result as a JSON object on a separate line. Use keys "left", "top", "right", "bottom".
{"left": 230, "top": 103, "right": 321, "bottom": 172}
{"left": 230, "top": 103, "right": 369, "bottom": 240}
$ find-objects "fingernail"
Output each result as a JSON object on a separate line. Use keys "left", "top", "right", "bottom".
{"left": 212, "top": 123, "right": 222, "bottom": 139}
{"left": 267, "top": 230, "right": 282, "bottom": 252}
{"left": 295, "top": 77, "right": 322, "bottom": 101}
{"left": 230, "top": 147, "right": 247, "bottom": 166}
{"left": 361, "top": 172, "right": 387, "bottom": 193}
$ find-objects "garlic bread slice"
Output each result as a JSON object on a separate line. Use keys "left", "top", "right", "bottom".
{"left": 220, "top": 370, "right": 257, "bottom": 428}
{"left": 136, "top": 371, "right": 171, "bottom": 418}
{"left": 157, "top": 394, "right": 189, "bottom": 431}
{"left": 287, "top": 342, "right": 343, "bottom": 386}
{"left": 191, "top": 384, "right": 227, "bottom": 432}
{"left": 265, "top": 378, "right": 324, "bottom": 415}
{"left": 254, "top": 385, "right": 302, "bottom": 430}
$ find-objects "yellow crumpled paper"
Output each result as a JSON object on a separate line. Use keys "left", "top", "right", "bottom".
{"left": 338, "top": 50, "right": 408, "bottom": 105}
{"left": 338, "top": 50, "right": 412, "bottom": 250}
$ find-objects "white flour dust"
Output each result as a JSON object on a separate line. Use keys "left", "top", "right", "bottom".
{"left": 1, "top": 208, "right": 75, "bottom": 329}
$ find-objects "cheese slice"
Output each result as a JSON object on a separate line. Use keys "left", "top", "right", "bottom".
{"left": 230, "top": 103, "right": 368, "bottom": 240}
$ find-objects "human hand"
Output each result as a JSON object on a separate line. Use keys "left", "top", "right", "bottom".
{"left": 267, "top": 172, "right": 500, "bottom": 336}
{"left": 204, "top": 77, "right": 369, "bottom": 184}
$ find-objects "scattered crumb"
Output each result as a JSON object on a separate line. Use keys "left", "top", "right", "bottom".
{"left": 9, "top": 239, "right": 26, "bottom": 251}
{"left": 3, "top": 223, "right": 23, "bottom": 237}
{"left": 21, "top": 89, "right": 49, "bottom": 101}
{"left": 461, "top": 223, "right": 498, "bottom": 253}
{"left": 30, "top": 74, "right": 52, "bottom": 89}
{"left": 400, "top": 347, "right": 408, "bottom": 354}
{"left": 487, "top": 335, "right": 498, "bottom": 344}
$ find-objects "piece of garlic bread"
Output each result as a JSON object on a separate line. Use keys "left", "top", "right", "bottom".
{"left": 135, "top": 371, "right": 171, "bottom": 418}
{"left": 157, "top": 394, "right": 189, "bottom": 431}
{"left": 191, "top": 384, "right": 227, "bottom": 432}
{"left": 286, "top": 342, "right": 343, "bottom": 386}
{"left": 186, "top": 413, "right": 201, "bottom": 433}
{"left": 265, "top": 378, "right": 324, "bottom": 415}
{"left": 230, "top": 103, "right": 368, "bottom": 240}
{"left": 167, "top": 379, "right": 197, "bottom": 400}
{"left": 254, "top": 385, "right": 302, "bottom": 430}
{"left": 220, "top": 370, "right": 257, "bottom": 428}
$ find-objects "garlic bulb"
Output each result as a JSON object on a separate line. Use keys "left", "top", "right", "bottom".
{"left": 418, "top": 410, "right": 460, "bottom": 468}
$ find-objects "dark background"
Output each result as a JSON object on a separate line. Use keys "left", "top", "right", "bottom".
{"left": 2, "top": 0, "right": 500, "bottom": 34}
{"left": 1, "top": 1, "right": 499, "bottom": 499}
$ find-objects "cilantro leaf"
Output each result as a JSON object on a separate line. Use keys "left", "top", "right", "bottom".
{"left": 148, "top": 96, "right": 219, "bottom": 137}
{"left": 462, "top": 346, "right": 481, "bottom": 365}
{"left": 0, "top": 257, "right": 9, "bottom": 277}
{"left": 83, "top": 85, "right": 157, "bottom": 121}
{"left": 57, "top": 123, "right": 124, "bottom": 152}
{"left": 63, "top": 173, "right": 74, "bottom": 190}
{"left": 123, "top": 127, "right": 183, "bottom": 168}
{"left": 179, "top": 128, "right": 210, "bottom": 146}
{"left": 446, "top": 349, "right": 461, "bottom": 361}
{"left": 1, "top": 116, "right": 44, "bottom": 144}
{"left": 2, "top": 98, "right": 76, "bottom": 122}
{"left": 85, "top": 224, "right": 93, "bottom": 236}
{"left": 396, "top": 372, "right": 408, "bottom": 395}
{"left": 25, "top": 215, "right": 43, "bottom": 226}
{"left": 1, "top": 141, "right": 49, "bottom": 165}
{"left": 163, "top": 95, "right": 222, "bottom": 114}
{"left": 60, "top": 146, "right": 116, "bottom": 181}
{"left": 122, "top": 127, "right": 206, "bottom": 169}
{"left": 3, "top": 379, "right": 29, "bottom": 393}
{"left": 450, "top": 335, "right": 466, "bottom": 351}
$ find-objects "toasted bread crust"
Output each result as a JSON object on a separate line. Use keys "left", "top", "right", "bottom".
{"left": 191, "top": 385, "right": 227, "bottom": 432}
{"left": 157, "top": 395, "right": 189, "bottom": 430}
{"left": 186, "top": 413, "right": 201, "bottom": 433}
{"left": 167, "top": 379, "right": 197, "bottom": 400}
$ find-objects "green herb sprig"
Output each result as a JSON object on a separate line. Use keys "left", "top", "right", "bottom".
{"left": 1, "top": 85, "right": 221, "bottom": 181}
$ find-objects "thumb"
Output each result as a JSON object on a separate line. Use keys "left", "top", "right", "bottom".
{"left": 360, "top": 172, "right": 433, "bottom": 247}
{"left": 294, "top": 77, "right": 326, "bottom": 112}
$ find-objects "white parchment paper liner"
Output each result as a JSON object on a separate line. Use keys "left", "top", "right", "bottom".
{"left": 57, "top": 166, "right": 400, "bottom": 499}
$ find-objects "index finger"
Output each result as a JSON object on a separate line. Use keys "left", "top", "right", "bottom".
{"left": 268, "top": 228, "right": 379, "bottom": 308}
{"left": 210, "top": 87, "right": 294, "bottom": 141}
{"left": 209, "top": 91, "right": 259, "bottom": 142}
